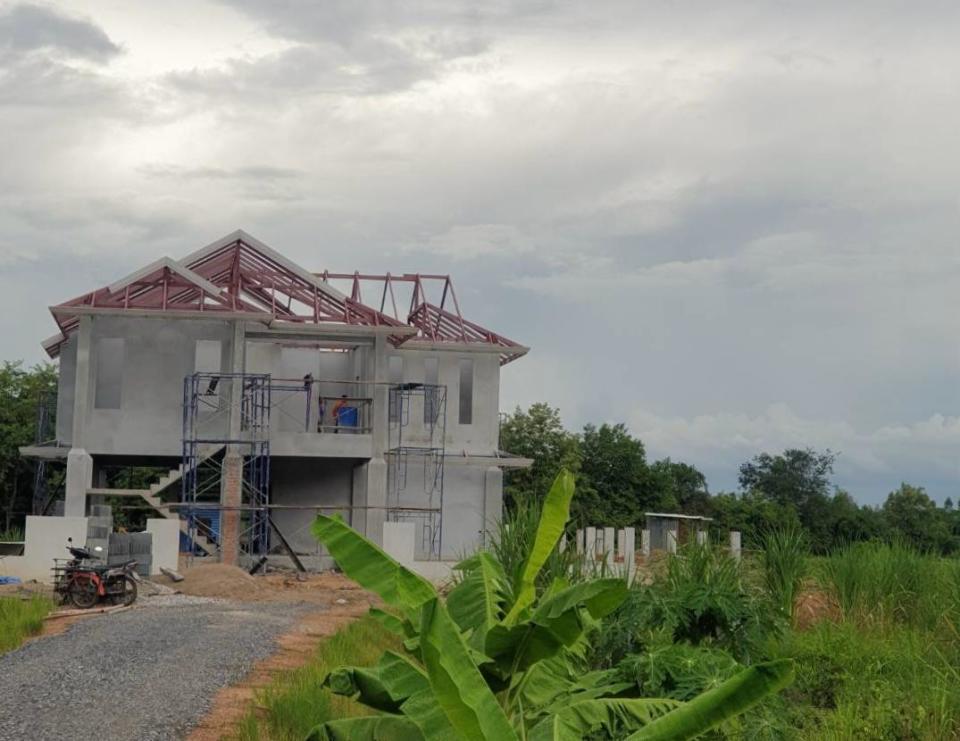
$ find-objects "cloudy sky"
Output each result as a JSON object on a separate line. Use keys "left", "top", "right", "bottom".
{"left": 2, "top": 1, "right": 959, "bottom": 503}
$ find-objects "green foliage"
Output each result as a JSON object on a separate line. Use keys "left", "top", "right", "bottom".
{"left": 596, "top": 544, "right": 782, "bottom": 669}
{"left": 648, "top": 459, "right": 711, "bottom": 517}
{"left": 577, "top": 423, "right": 652, "bottom": 527}
{"left": 761, "top": 525, "right": 808, "bottom": 620}
{"left": 882, "top": 483, "right": 954, "bottom": 554}
{"left": 0, "top": 361, "right": 59, "bottom": 523}
{"left": 309, "top": 471, "right": 793, "bottom": 740}
{"left": 0, "top": 596, "right": 53, "bottom": 654}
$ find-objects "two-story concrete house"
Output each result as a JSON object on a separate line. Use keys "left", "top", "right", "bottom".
{"left": 27, "top": 230, "right": 529, "bottom": 567}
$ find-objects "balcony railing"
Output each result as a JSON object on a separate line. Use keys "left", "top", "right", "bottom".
{"left": 270, "top": 378, "right": 373, "bottom": 435}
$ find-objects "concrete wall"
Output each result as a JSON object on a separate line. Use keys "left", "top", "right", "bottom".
{"left": 0, "top": 516, "right": 88, "bottom": 582}
{"left": 146, "top": 518, "right": 180, "bottom": 576}
{"left": 382, "top": 522, "right": 454, "bottom": 583}
{"left": 270, "top": 458, "right": 356, "bottom": 554}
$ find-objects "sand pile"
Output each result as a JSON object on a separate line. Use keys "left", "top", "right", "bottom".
{"left": 174, "top": 564, "right": 276, "bottom": 601}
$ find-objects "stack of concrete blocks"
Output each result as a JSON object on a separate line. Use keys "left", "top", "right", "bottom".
{"left": 85, "top": 504, "right": 113, "bottom": 559}
{"left": 108, "top": 532, "right": 153, "bottom": 577}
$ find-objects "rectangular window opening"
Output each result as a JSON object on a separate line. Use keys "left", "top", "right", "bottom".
{"left": 94, "top": 338, "right": 124, "bottom": 409}
{"left": 388, "top": 355, "right": 404, "bottom": 422}
{"left": 458, "top": 358, "right": 473, "bottom": 425}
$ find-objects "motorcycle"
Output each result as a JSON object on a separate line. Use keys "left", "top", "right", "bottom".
{"left": 54, "top": 537, "right": 140, "bottom": 609}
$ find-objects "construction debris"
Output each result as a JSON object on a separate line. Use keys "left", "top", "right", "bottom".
{"left": 160, "top": 567, "right": 184, "bottom": 582}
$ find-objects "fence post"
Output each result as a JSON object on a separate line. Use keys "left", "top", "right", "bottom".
{"left": 585, "top": 527, "right": 596, "bottom": 559}
{"left": 602, "top": 527, "right": 615, "bottom": 566}
{"left": 575, "top": 528, "right": 584, "bottom": 555}
{"left": 696, "top": 530, "right": 708, "bottom": 546}
{"left": 666, "top": 528, "right": 678, "bottom": 554}
{"left": 641, "top": 528, "right": 651, "bottom": 557}
{"left": 730, "top": 530, "right": 741, "bottom": 561}
{"left": 623, "top": 527, "right": 636, "bottom": 581}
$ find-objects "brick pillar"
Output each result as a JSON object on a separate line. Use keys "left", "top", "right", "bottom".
{"left": 220, "top": 454, "right": 243, "bottom": 565}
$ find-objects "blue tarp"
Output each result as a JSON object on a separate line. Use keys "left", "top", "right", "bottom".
{"left": 0, "top": 576, "right": 22, "bottom": 585}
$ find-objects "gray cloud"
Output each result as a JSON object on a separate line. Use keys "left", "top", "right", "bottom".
{"left": 2, "top": 0, "right": 960, "bottom": 504}
{"left": 0, "top": 4, "right": 120, "bottom": 61}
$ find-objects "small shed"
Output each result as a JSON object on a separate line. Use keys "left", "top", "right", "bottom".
{"left": 644, "top": 512, "right": 712, "bottom": 551}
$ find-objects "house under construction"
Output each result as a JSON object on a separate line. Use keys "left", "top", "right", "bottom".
{"left": 22, "top": 230, "right": 530, "bottom": 567}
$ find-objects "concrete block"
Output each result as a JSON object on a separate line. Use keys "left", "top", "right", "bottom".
{"left": 87, "top": 526, "right": 110, "bottom": 540}
{"left": 129, "top": 532, "right": 153, "bottom": 554}
{"left": 90, "top": 504, "right": 113, "bottom": 518}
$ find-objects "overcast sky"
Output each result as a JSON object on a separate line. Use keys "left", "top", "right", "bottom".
{"left": 1, "top": 1, "right": 959, "bottom": 504}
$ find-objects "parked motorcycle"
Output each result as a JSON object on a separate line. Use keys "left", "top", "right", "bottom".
{"left": 54, "top": 538, "right": 139, "bottom": 609}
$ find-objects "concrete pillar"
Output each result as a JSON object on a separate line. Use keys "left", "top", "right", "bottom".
{"left": 696, "top": 530, "right": 708, "bottom": 546}
{"left": 602, "top": 526, "right": 615, "bottom": 564}
{"left": 364, "top": 458, "right": 388, "bottom": 546}
{"left": 64, "top": 449, "right": 93, "bottom": 517}
{"left": 666, "top": 528, "right": 678, "bottom": 554}
{"left": 371, "top": 335, "right": 389, "bottom": 457}
{"left": 351, "top": 463, "right": 368, "bottom": 535}
{"left": 585, "top": 527, "right": 597, "bottom": 559}
{"left": 575, "top": 528, "right": 584, "bottom": 555}
{"left": 622, "top": 527, "right": 636, "bottom": 581}
{"left": 641, "top": 528, "right": 651, "bottom": 557}
{"left": 219, "top": 454, "right": 243, "bottom": 565}
{"left": 482, "top": 467, "right": 503, "bottom": 547}
{"left": 65, "top": 316, "right": 93, "bottom": 517}
{"left": 730, "top": 530, "right": 742, "bottom": 561}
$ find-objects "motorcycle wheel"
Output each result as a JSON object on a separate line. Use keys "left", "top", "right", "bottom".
{"left": 69, "top": 580, "right": 98, "bottom": 609}
{"left": 111, "top": 575, "right": 137, "bottom": 607}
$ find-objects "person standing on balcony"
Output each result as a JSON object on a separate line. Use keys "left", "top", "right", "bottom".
{"left": 332, "top": 394, "right": 348, "bottom": 433}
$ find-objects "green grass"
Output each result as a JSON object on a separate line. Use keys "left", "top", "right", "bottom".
{"left": 0, "top": 596, "right": 53, "bottom": 654}
{"left": 761, "top": 525, "right": 808, "bottom": 621}
{"left": 820, "top": 541, "right": 960, "bottom": 631}
{"left": 235, "top": 615, "right": 402, "bottom": 741}
{"left": 0, "top": 526, "right": 24, "bottom": 542}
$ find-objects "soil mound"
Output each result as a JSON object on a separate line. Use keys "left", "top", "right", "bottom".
{"left": 175, "top": 564, "right": 270, "bottom": 601}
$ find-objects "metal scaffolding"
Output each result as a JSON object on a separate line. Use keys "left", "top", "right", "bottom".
{"left": 181, "top": 372, "right": 271, "bottom": 562}
{"left": 386, "top": 382, "right": 447, "bottom": 559}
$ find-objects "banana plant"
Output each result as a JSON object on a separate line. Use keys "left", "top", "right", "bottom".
{"left": 308, "top": 469, "right": 793, "bottom": 740}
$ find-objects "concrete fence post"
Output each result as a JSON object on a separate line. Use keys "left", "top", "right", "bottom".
{"left": 575, "top": 528, "right": 584, "bottom": 555}
{"left": 585, "top": 527, "right": 597, "bottom": 559}
{"left": 666, "top": 528, "right": 678, "bottom": 554}
{"left": 623, "top": 527, "right": 636, "bottom": 581}
{"left": 730, "top": 530, "right": 742, "bottom": 561}
{"left": 641, "top": 528, "right": 651, "bottom": 557}
{"left": 696, "top": 530, "right": 708, "bottom": 546}
{"left": 602, "top": 527, "right": 615, "bottom": 565}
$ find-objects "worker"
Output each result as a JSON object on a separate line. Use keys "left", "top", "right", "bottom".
{"left": 332, "top": 394, "right": 348, "bottom": 433}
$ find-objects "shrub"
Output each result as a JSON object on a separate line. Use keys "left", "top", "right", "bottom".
{"left": 595, "top": 544, "right": 782, "bottom": 667}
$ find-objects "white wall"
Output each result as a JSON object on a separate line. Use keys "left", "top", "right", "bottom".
{"left": 0, "top": 516, "right": 88, "bottom": 583}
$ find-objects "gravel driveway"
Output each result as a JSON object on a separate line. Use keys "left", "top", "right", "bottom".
{"left": 0, "top": 595, "right": 305, "bottom": 741}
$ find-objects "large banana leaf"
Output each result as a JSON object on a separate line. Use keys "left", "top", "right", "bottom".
{"left": 447, "top": 552, "right": 510, "bottom": 647}
{"left": 418, "top": 596, "right": 519, "bottom": 741}
{"left": 307, "top": 715, "right": 423, "bottom": 741}
{"left": 312, "top": 515, "right": 435, "bottom": 612}
{"left": 486, "top": 579, "right": 628, "bottom": 672}
{"left": 324, "top": 650, "right": 429, "bottom": 713}
{"left": 626, "top": 659, "right": 795, "bottom": 740}
{"left": 503, "top": 469, "right": 575, "bottom": 625}
{"left": 529, "top": 698, "right": 681, "bottom": 741}
{"left": 367, "top": 608, "right": 415, "bottom": 639}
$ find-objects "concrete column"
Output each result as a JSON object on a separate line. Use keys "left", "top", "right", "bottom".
{"left": 641, "top": 528, "right": 651, "bottom": 557}
{"left": 219, "top": 454, "right": 243, "bottom": 565}
{"left": 65, "top": 317, "right": 93, "bottom": 517}
{"left": 623, "top": 527, "right": 636, "bottom": 581}
{"left": 666, "top": 528, "right": 678, "bottom": 554}
{"left": 64, "top": 449, "right": 93, "bottom": 517}
{"left": 351, "top": 463, "right": 368, "bottom": 535}
{"left": 227, "top": 320, "right": 245, "bottom": 443}
{"left": 482, "top": 467, "right": 503, "bottom": 546}
{"left": 730, "top": 530, "right": 742, "bottom": 561}
{"left": 575, "top": 528, "right": 584, "bottom": 555}
{"left": 371, "top": 335, "right": 389, "bottom": 457}
{"left": 696, "top": 530, "right": 708, "bottom": 546}
{"left": 602, "top": 526, "right": 615, "bottom": 563}
{"left": 364, "top": 458, "right": 388, "bottom": 545}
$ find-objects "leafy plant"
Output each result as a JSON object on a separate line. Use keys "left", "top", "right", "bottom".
{"left": 761, "top": 525, "right": 807, "bottom": 621}
{"left": 596, "top": 543, "right": 781, "bottom": 668}
{"left": 308, "top": 470, "right": 794, "bottom": 740}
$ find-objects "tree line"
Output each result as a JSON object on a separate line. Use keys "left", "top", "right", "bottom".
{"left": 500, "top": 403, "right": 960, "bottom": 554}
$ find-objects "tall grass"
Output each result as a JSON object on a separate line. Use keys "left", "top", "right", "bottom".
{"left": 235, "top": 615, "right": 402, "bottom": 741}
{"left": 821, "top": 541, "right": 960, "bottom": 631}
{"left": 0, "top": 596, "right": 53, "bottom": 654}
{"left": 761, "top": 525, "right": 808, "bottom": 621}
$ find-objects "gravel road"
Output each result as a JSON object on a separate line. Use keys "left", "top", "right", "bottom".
{"left": 0, "top": 596, "right": 305, "bottom": 741}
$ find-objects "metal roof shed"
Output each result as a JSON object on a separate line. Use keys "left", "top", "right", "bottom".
{"left": 644, "top": 512, "right": 713, "bottom": 551}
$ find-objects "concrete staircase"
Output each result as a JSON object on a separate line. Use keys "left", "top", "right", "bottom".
{"left": 87, "top": 445, "right": 224, "bottom": 556}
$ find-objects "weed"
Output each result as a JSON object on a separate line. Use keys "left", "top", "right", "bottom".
{"left": 761, "top": 525, "right": 808, "bottom": 621}
{"left": 0, "top": 596, "right": 53, "bottom": 654}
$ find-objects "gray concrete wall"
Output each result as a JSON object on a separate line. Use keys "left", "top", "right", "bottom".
{"left": 270, "top": 458, "right": 355, "bottom": 554}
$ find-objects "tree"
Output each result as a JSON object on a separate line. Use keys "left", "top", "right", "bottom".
{"left": 498, "top": 403, "right": 581, "bottom": 508}
{"left": 649, "top": 458, "right": 711, "bottom": 515}
{"left": 0, "top": 361, "right": 59, "bottom": 527}
{"left": 738, "top": 449, "right": 837, "bottom": 551}
{"left": 578, "top": 423, "right": 651, "bottom": 527}
{"left": 944, "top": 497, "right": 954, "bottom": 511}
{"left": 882, "top": 483, "right": 953, "bottom": 553}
